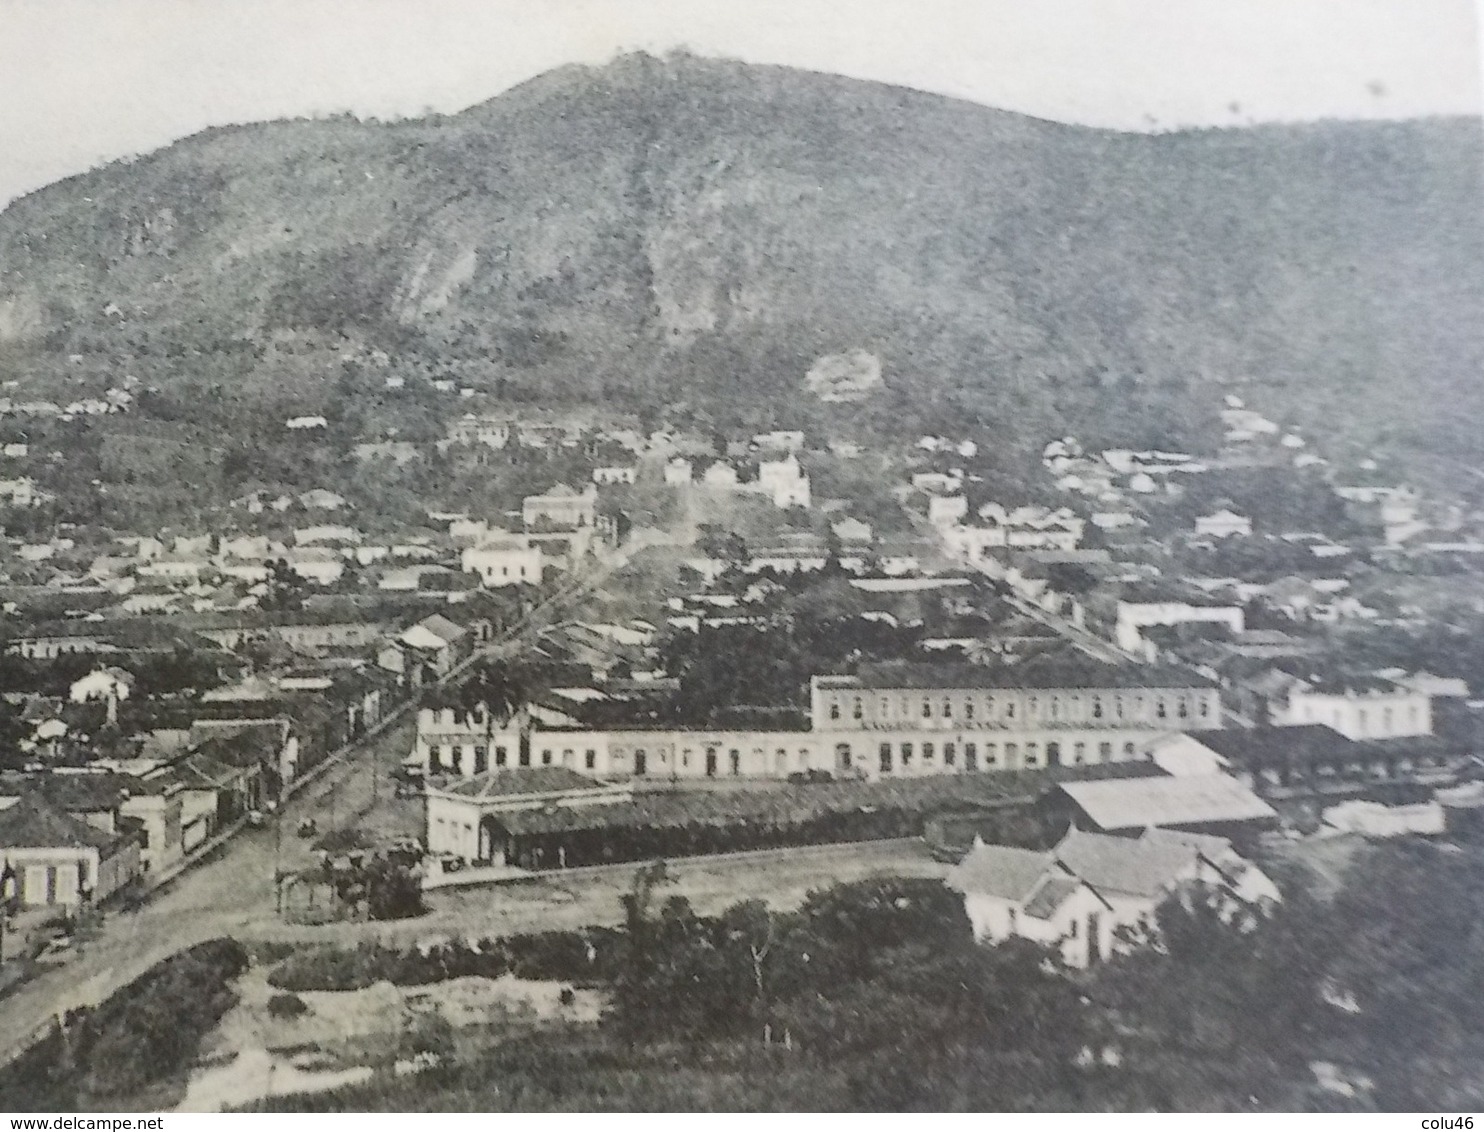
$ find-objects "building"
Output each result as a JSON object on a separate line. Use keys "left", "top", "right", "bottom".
{"left": 947, "top": 826, "right": 1277, "bottom": 967}
{"left": 1048, "top": 773, "right": 1279, "bottom": 841}
{"left": 756, "top": 453, "right": 811, "bottom": 509}
{"left": 0, "top": 794, "right": 143, "bottom": 908}
{"left": 1270, "top": 673, "right": 1432, "bottom": 740}
{"left": 1114, "top": 600, "right": 1245, "bottom": 655}
{"left": 69, "top": 666, "right": 136, "bottom": 707}
{"left": 461, "top": 535, "right": 543, "bottom": 588}
{"left": 1195, "top": 509, "right": 1253, "bottom": 539}
{"left": 412, "top": 704, "right": 524, "bottom": 777}
{"left": 523, "top": 483, "right": 597, "bottom": 530}
{"left": 592, "top": 465, "right": 638, "bottom": 486}
{"left": 810, "top": 659, "right": 1221, "bottom": 776}
{"left": 424, "top": 768, "right": 632, "bottom": 864}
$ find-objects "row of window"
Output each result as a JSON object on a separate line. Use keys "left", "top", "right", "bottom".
{"left": 875, "top": 738, "right": 1136, "bottom": 774}
{"left": 426, "top": 744, "right": 600, "bottom": 773}
{"left": 827, "top": 692, "right": 1212, "bottom": 725}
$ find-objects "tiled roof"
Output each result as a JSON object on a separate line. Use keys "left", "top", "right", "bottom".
{"left": 946, "top": 842, "right": 1055, "bottom": 902}
{"left": 850, "top": 657, "right": 1213, "bottom": 691}
{"left": 428, "top": 767, "right": 602, "bottom": 799}
{"left": 0, "top": 793, "right": 118, "bottom": 851}
{"left": 1053, "top": 827, "right": 1202, "bottom": 898}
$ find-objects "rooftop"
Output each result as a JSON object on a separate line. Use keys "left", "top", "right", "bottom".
{"left": 0, "top": 792, "right": 122, "bottom": 852}
{"left": 428, "top": 767, "right": 605, "bottom": 800}
{"left": 842, "top": 657, "right": 1214, "bottom": 691}
{"left": 1057, "top": 773, "right": 1277, "bottom": 831}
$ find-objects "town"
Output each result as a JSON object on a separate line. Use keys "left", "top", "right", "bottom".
{"left": 2, "top": 346, "right": 1484, "bottom": 1110}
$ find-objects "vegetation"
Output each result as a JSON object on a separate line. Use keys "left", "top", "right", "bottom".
{"left": 246, "top": 839, "right": 1484, "bottom": 1111}
{"left": 0, "top": 938, "right": 248, "bottom": 1110}
{"left": 2, "top": 53, "right": 1480, "bottom": 522}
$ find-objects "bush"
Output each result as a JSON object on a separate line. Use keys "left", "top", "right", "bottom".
{"left": 267, "top": 993, "right": 309, "bottom": 1020}
{"left": 0, "top": 938, "right": 255, "bottom": 1106}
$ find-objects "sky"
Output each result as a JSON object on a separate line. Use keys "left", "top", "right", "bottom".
{"left": 0, "top": 0, "right": 1480, "bottom": 206}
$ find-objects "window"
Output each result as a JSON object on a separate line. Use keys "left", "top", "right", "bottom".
{"left": 730, "top": 749, "right": 741, "bottom": 775}
{"left": 1005, "top": 742, "right": 1019, "bottom": 765}
{"left": 1156, "top": 699, "right": 1168, "bottom": 719}
{"left": 495, "top": 746, "right": 508, "bottom": 767}
{"left": 965, "top": 742, "right": 977, "bottom": 770}
{"left": 1005, "top": 701, "right": 1016, "bottom": 719}
{"left": 922, "top": 699, "right": 932, "bottom": 719}
{"left": 634, "top": 749, "right": 648, "bottom": 776}
{"left": 776, "top": 748, "right": 788, "bottom": 774}
{"left": 922, "top": 742, "right": 935, "bottom": 763}
{"left": 518, "top": 747, "right": 531, "bottom": 767}
{"left": 836, "top": 742, "right": 853, "bottom": 770}
{"left": 965, "top": 700, "right": 975, "bottom": 721}
{"left": 1070, "top": 917, "right": 1080, "bottom": 940}
{"left": 1123, "top": 742, "right": 1136, "bottom": 758}
{"left": 879, "top": 743, "right": 893, "bottom": 773}
{"left": 473, "top": 745, "right": 488, "bottom": 774}
{"left": 682, "top": 748, "right": 692, "bottom": 768}
{"left": 1073, "top": 741, "right": 1086, "bottom": 764}
{"left": 829, "top": 701, "right": 841, "bottom": 721}
{"left": 1099, "top": 741, "right": 1112, "bottom": 760}
{"left": 541, "top": 748, "right": 553, "bottom": 766}
{"left": 428, "top": 745, "right": 443, "bottom": 773}
{"left": 1199, "top": 698, "right": 1210, "bottom": 718}
{"left": 585, "top": 749, "right": 597, "bottom": 770}
{"left": 944, "top": 742, "right": 956, "bottom": 767}
{"left": 852, "top": 698, "right": 863, "bottom": 720}
{"left": 942, "top": 698, "right": 952, "bottom": 718}
{"left": 1177, "top": 699, "right": 1189, "bottom": 719}
{"left": 1025, "top": 742, "right": 1039, "bottom": 768}
{"left": 901, "top": 742, "right": 914, "bottom": 767}
{"left": 1092, "top": 697, "right": 1104, "bottom": 720}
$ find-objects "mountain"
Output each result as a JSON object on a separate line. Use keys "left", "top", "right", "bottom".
{"left": 1, "top": 52, "right": 1481, "bottom": 475}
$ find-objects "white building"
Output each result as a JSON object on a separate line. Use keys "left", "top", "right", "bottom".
{"left": 461, "top": 535, "right": 544, "bottom": 588}
{"left": 592, "top": 465, "right": 638, "bottom": 485}
{"left": 1273, "top": 675, "right": 1432, "bottom": 740}
{"left": 948, "top": 826, "right": 1277, "bottom": 968}
{"left": 1195, "top": 510, "right": 1253, "bottom": 539}
{"left": 1114, "top": 600, "right": 1245, "bottom": 654}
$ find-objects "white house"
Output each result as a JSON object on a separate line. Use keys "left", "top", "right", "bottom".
{"left": 69, "top": 666, "right": 136, "bottom": 707}
{"left": 286, "top": 415, "right": 328, "bottom": 431}
{"left": 461, "top": 535, "right": 544, "bottom": 588}
{"left": 1273, "top": 675, "right": 1432, "bottom": 740}
{"left": 1114, "top": 600, "right": 1245, "bottom": 654}
{"left": 663, "top": 458, "right": 694, "bottom": 486}
{"left": 592, "top": 465, "right": 638, "bottom": 486}
{"left": 1195, "top": 510, "right": 1253, "bottom": 539}
{"left": 948, "top": 826, "right": 1277, "bottom": 968}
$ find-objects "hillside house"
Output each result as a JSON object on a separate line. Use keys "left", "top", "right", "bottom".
{"left": 462, "top": 535, "right": 543, "bottom": 588}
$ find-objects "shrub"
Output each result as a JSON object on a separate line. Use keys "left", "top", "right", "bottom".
{"left": 267, "top": 993, "right": 309, "bottom": 1020}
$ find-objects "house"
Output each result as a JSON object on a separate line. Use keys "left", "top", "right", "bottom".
{"left": 927, "top": 494, "right": 969, "bottom": 528}
{"left": 663, "top": 458, "right": 694, "bottom": 486}
{"left": 832, "top": 517, "right": 874, "bottom": 544}
{"left": 1114, "top": 599, "right": 1244, "bottom": 655}
{"left": 283, "top": 546, "right": 346, "bottom": 586}
{"left": 523, "top": 483, "right": 597, "bottom": 530}
{"left": 757, "top": 454, "right": 811, "bottom": 509}
{"left": 298, "top": 489, "right": 348, "bottom": 511}
{"left": 701, "top": 461, "right": 741, "bottom": 488}
{"left": 68, "top": 666, "right": 136, "bottom": 713}
{"left": 1195, "top": 510, "right": 1253, "bottom": 539}
{"left": 592, "top": 465, "right": 638, "bottom": 486}
{"left": 285, "top": 415, "right": 328, "bottom": 431}
{"left": 461, "top": 535, "right": 543, "bottom": 588}
{"left": 1270, "top": 672, "right": 1432, "bottom": 739}
{"left": 0, "top": 477, "right": 37, "bottom": 507}
{"left": 381, "top": 613, "right": 471, "bottom": 685}
{"left": 948, "top": 826, "right": 1277, "bottom": 967}
{"left": 0, "top": 793, "right": 143, "bottom": 908}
